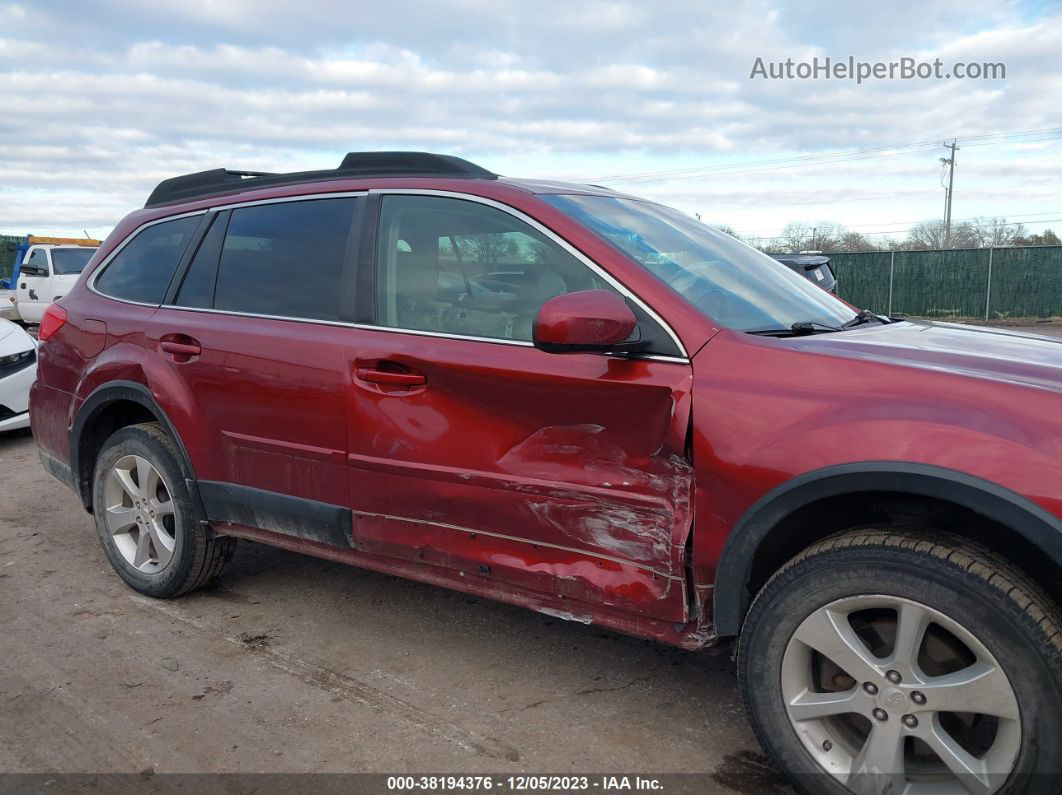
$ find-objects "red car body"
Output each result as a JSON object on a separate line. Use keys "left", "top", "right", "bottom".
{"left": 29, "top": 171, "right": 1062, "bottom": 650}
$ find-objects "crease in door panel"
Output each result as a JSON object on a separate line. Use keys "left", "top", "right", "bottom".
{"left": 499, "top": 421, "right": 694, "bottom": 570}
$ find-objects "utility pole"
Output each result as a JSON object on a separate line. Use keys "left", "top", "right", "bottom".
{"left": 941, "top": 140, "right": 958, "bottom": 248}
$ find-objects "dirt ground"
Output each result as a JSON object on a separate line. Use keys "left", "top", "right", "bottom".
{"left": 0, "top": 429, "right": 789, "bottom": 793}
{"left": 3, "top": 319, "right": 1057, "bottom": 792}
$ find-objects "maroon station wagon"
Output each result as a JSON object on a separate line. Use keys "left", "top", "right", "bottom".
{"left": 30, "top": 152, "right": 1062, "bottom": 794}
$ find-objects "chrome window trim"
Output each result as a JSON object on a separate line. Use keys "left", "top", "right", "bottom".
{"left": 207, "top": 190, "right": 368, "bottom": 212}
{"left": 152, "top": 303, "right": 688, "bottom": 363}
{"left": 368, "top": 188, "right": 689, "bottom": 358}
{"left": 87, "top": 208, "right": 210, "bottom": 307}
{"left": 154, "top": 303, "right": 535, "bottom": 347}
{"left": 88, "top": 192, "right": 369, "bottom": 306}
{"left": 91, "top": 189, "right": 690, "bottom": 364}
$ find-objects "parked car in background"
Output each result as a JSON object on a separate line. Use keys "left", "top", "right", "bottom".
{"left": 1, "top": 237, "right": 100, "bottom": 324}
{"left": 771, "top": 252, "right": 837, "bottom": 293}
{"left": 29, "top": 151, "right": 1062, "bottom": 795}
{"left": 0, "top": 318, "right": 37, "bottom": 431}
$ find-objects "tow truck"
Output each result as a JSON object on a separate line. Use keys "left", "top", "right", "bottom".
{"left": 1, "top": 236, "right": 101, "bottom": 324}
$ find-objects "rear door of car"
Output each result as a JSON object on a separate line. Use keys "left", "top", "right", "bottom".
{"left": 342, "top": 191, "right": 695, "bottom": 621}
{"left": 149, "top": 194, "right": 364, "bottom": 544}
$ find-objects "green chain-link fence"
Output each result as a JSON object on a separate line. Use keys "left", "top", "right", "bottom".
{"left": 830, "top": 245, "right": 1062, "bottom": 320}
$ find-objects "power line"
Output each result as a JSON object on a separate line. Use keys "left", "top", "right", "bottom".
{"left": 698, "top": 184, "right": 1062, "bottom": 217}
{"left": 587, "top": 127, "right": 1062, "bottom": 185}
{"left": 591, "top": 127, "right": 1062, "bottom": 182}
{"left": 774, "top": 208, "right": 1062, "bottom": 231}
{"left": 592, "top": 142, "right": 939, "bottom": 181}
{"left": 741, "top": 215, "right": 1062, "bottom": 242}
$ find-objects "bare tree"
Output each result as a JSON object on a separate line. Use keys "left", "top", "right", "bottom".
{"left": 1012, "top": 229, "right": 1061, "bottom": 246}
{"left": 528, "top": 239, "right": 554, "bottom": 264}
{"left": 829, "top": 231, "right": 877, "bottom": 253}
{"left": 906, "top": 220, "right": 977, "bottom": 249}
{"left": 775, "top": 221, "right": 845, "bottom": 252}
{"left": 811, "top": 222, "right": 844, "bottom": 251}
{"left": 458, "top": 234, "right": 517, "bottom": 265}
{"left": 779, "top": 221, "right": 812, "bottom": 252}
{"left": 968, "top": 217, "right": 1026, "bottom": 248}
{"left": 756, "top": 240, "right": 787, "bottom": 254}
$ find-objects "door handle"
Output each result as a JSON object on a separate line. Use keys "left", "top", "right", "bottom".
{"left": 161, "top": 340, "right": 201, "bottom": 356}
{"left": 355, "top": 367, "right": 426, "bottom": 386}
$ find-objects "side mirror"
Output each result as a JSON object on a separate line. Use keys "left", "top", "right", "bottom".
{"left": 533, "top": 289, "right": 641, "bottom": 354}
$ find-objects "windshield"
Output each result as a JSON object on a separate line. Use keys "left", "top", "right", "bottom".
{"left": 50, "top": 248, "right": 95, "bottom": 275}
{"left": 543, "top": 194, "right": 857, "bottom": 332}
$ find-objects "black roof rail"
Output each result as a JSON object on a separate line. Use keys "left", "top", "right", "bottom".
{"left": 144, "top": 151, "right": 497, "bottom": 208}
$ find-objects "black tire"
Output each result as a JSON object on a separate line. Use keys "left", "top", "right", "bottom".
{"left": 91, "top": 422, "right": 235, "bottom": 597}
{"left": 738, "top": 529, "right": 1062, "bottom": 795}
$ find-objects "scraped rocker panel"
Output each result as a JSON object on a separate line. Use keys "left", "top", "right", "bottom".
{"left": 194, "top": 477, "right": 689, "bottom": 621}
{"left": 198, "top": 480, "right": 353, "bottom": 548}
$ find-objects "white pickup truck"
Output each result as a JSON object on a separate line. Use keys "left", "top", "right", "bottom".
{"left": 2, "top": 238, "right": 100, "bottom": 324}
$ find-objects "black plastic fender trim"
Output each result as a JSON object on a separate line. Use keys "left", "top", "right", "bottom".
{"left": 711, "top": 461, "right": 1062, "bottom": 637}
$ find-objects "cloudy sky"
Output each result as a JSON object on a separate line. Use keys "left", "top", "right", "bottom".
{"left": 2, "top": 0, "right": 1060, "bottom": 244}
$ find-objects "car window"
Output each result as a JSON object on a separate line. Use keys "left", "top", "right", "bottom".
{"left": 95, "top": 215, "right": 200, "bottom": 304}
{"left": 374, "top": 194, "right": 676, "bottom": 352}
{"left": 544, "top": 194, "right": 856, "bottom": 333}
{"left": 212, "top": 198, "right": 354, "bottom": 322}
{"left": 51, "top": 248, "right": 95, "bottom": 275}
{"left": 174, "top": 212, "right": 228, "bottom": 309}
{"left": 24, "top": 248, "right": 49, "bottom": 276}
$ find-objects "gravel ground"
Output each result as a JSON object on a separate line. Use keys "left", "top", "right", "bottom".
{"left": 0, "top": 429, "right": 787, "bottom": 793}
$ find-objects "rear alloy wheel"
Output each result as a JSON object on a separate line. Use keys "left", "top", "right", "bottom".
{"left": 92, "top": 422, "right": 235, "bottom": 597}
{"left": 739, "top": 530, "right": 1062, "bottom": 795}
{"left": 103, "top": 454, "right": 178, "bottom": 573}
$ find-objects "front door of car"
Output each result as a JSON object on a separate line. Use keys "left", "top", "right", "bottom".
{"left": 17, "top": 247, "right": 51, "bottom": 323}
{"left": 344, "top": 193, "right": 694, "bottom": 621}
{"left": 149, "top": 196, "right": 362, "bottom": 540}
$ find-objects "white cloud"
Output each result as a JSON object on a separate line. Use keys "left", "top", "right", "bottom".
{"left": 0, "top": 0, "right": 1059, "bottom": 240}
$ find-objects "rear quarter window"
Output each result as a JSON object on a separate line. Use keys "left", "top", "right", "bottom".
{"left": 94, "top": 215, "right": 200, "bottom": 304}
{"left": 211, "top": 197, "right": 355, "bottom": 322}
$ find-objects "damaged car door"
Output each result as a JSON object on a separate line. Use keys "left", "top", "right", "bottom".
{"left": 344, "top": 193, "right": 694, "bottom": 621}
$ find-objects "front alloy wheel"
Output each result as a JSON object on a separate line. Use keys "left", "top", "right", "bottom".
{"left": 782, "top": 595, "right": 1020, "bottom": 794}
{"left": 739, "top": 530, "right": 1062, "bottom": 795}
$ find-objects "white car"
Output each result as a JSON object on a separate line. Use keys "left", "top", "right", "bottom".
{"left": 0, "top": 319, "right": 37, "bottom": 431}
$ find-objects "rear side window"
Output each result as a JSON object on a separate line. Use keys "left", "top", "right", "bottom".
{"left": 52, "top": 248, "right": 95, "bottom": 275}
{"left": 174, "top": 211, "right": 228, "bottom": 309}
{"left": 212, "top": 198, "right": 354, "bottom": 322}
{"left": 95, "top": 215, "right": 199, "bottom": 304}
